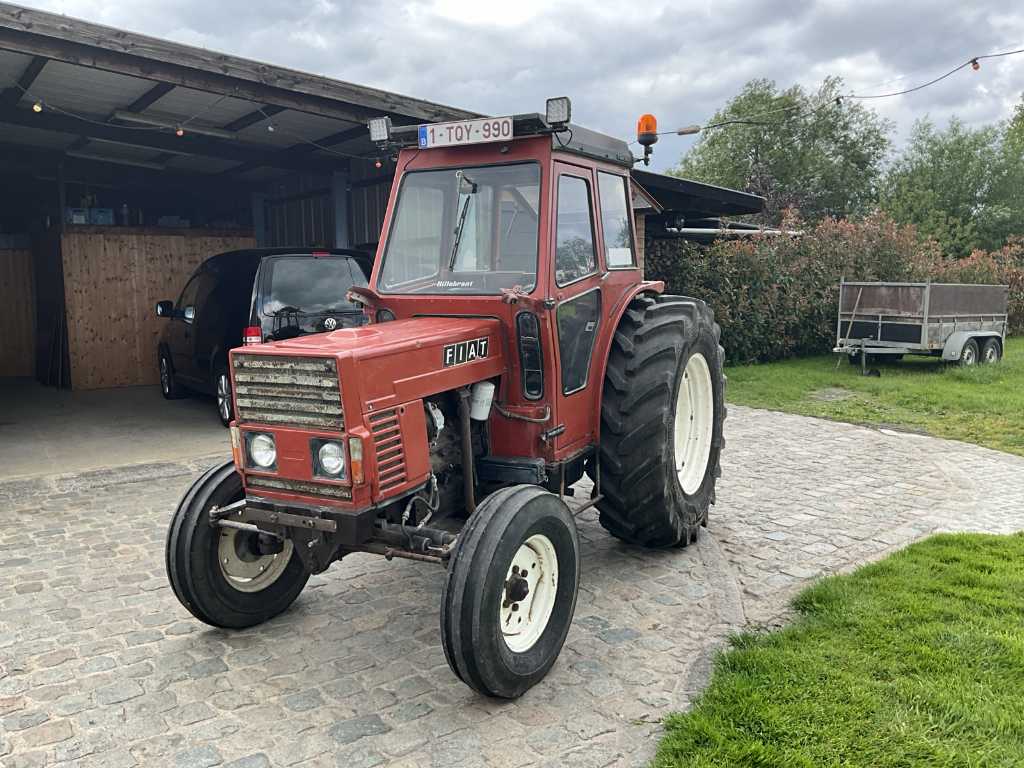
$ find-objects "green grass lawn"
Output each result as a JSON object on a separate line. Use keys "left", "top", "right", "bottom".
{"left": 655, "top": 533, "right": 1024, "bottom": 768}
{"left": 726, "top": 337, "right": 1024, "bottom": 456}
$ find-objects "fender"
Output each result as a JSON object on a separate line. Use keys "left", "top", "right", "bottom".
{"left": 942, "top": 330, "right": 1003, "bottom": 361}
{"left": 591, "top": 279, "right": 665, "bottom": 439}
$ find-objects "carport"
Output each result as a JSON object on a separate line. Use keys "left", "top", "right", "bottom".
{"left": 0, "top": 1, "right": 475, "bottom": 392}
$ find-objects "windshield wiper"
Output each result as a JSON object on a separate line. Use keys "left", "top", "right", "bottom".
{"left": 447, "top": 171, "right": 477, "bottom": 271}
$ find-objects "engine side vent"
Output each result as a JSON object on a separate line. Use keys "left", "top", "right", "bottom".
{"left": 233, "top": 355, "right": 342, "bottom": 430}
{"left": 370, "top": 408, "right": 407, "bottom": 492}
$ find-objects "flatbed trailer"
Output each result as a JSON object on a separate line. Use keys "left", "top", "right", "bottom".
{"left": 834, "top": 281, "right": 1008, "bottom": 368}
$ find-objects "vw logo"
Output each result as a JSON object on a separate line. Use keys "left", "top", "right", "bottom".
{"left": 323, "top": 317, "right": 338, "bottom": 331}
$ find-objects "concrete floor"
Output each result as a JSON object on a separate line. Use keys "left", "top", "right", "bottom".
{"left": 0, "top": 378, "right": 230, "bottom": 481}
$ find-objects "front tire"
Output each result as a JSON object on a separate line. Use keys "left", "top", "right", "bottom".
{"left": 441, "top": 485, "right": 580, "bottom": 699}
{"left": 597, "top": 295, "right": 726, "bottom": 548}
{"left": 215, "top": 364, "right": 234, "bottom": 426}
{"left": 159, "top": 349, "right": 186, "bottom": 399}
{"left": 959, "top": 338, "right": 980, "bottom": 367}
{"left": 165, "top": 460, "right": 309, "bottom": 628}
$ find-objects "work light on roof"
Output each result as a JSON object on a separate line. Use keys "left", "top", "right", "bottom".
{"left": 545, "top": 97, "right": 571, "bottom": 128}
{"left": 368, "top": 116, "right": 392, "bottom": 144}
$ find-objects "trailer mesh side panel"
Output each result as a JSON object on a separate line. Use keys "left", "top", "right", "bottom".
{"left": 843, "top": 321, "right": 922, "bottom": 344}
{"left": 232, "top": 355, "right": 343, "bottom": 430}
{"left": 370, "top": 408, "right": 407, "bottom": 492}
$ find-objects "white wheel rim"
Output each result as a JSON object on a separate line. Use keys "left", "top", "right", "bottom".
{"left": 984, "top": 345, "right": 998, "bottom": 363}
{"left": 963, "top": 347, "right": 976, "bottom": 365}
{"left": 217, "top": 375, "right": 231, "bottom": 421}
{"left": 160, "top": 358, "right": 170, "bottom": 393}
{"left": 500, "top": 534, "right": 558, "bottom": 653}
{"left": 674, "top": 353, "right": 714, "bottom": 496}
{"left": 218, "top": 527, "right": 293, "bottom": 593}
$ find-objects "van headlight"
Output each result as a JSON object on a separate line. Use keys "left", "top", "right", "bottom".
{"left": 314, "top": 440, "right": 346, "bottom": 478}
{"left": 247, "top": 433, "right": 277, "bottom": 469}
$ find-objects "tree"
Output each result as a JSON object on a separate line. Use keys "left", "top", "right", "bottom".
{"left": 880, "top": 115, "right": 1024, "bottom": 256}
{"left": 672, "top": 77, "right": 893, "bottom": 223}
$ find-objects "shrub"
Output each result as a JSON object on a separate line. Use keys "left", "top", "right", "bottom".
{"left": 644, "top": 214, "right": 1022, "bottom": 364}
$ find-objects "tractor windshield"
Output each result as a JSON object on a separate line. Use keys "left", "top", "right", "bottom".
{"left": 378, "top": 162, "right": 540, "bottom": 295}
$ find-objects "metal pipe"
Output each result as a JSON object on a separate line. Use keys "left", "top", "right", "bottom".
{"left": 352, "top": 542, "right": 445, "bottom": 564}
{"left": 458, "top": 388, "right": 476, "bottom": 514}
{"left": 662, "top": 227, "right": 803, "bottom": 236}
{"left": 215, "top": 519, "right": 281, "bottom": 540}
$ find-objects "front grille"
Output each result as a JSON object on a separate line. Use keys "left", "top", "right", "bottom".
{"left": 370, "top": 408, "right": 407, "bottom": 491}
{"left": 233, "top": 355, "right": 343, "bottom": 430}
{"left": 247, "top": 476, "right": 352, "bottom": 501}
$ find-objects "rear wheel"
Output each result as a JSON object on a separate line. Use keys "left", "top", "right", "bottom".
{"left": 597, "top": 295, "right": 726, "bottom": 548}
{"left": 165, "top": 460, "right": 309, "bottom": 628}
{"left": 441, "top": 485, "right": 580, "bottom": 698}
{"left": 960, "top": 339, "right": 980, "bottom": 367}
{"left": 981, "top": 338, "right": 1002, "bottom": 364}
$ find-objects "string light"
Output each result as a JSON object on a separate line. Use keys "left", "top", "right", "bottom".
{"left": 374, "top": 158, "right": 383, "bottom": 169}
{"left": 175, "top": 126, "right": 185, "bottom": 137}
{"left": 266, "top": 124, "right": 275, "bottom": 133}
{"left": 32, "top": 101, "right": 42, "bottom": 113}
{"left": 971, "top": 58, "right": 980, "bottom": 71}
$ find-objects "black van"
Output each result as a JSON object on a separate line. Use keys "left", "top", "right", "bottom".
{"left": 156, "top": 248, "right": 370, "bottom": 425}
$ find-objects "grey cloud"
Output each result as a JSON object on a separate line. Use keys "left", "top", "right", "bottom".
{"left": 20, "top": 0, "right": 1024, "bottom": 170}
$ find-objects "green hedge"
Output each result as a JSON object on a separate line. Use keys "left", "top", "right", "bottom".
{"left": 644, "top": 213, "right": 1024, "bottom": 364}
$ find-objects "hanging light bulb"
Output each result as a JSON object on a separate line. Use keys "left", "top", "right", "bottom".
{"left": 267, "top": 123, "right": 275, "bottom": 133}
{"left": 374, "top": 158, "right": 382, "bottom": 169}
{"left": 32, "top": 101, "right": 43, "bottom": 113}
{"left": 971, "top": 58, "right": 980, "bottom": 71}
{"left": 175, "top": 126, "right": 185, "bottom": 137}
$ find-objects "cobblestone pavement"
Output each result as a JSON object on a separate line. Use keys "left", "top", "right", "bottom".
{"left": 2, "top": 407, "right": 1023, "bottom": 768}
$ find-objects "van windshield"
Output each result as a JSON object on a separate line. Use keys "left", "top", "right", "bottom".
{"left": 261, "top": 256, "right": 365, "bottom": 316}
{"left": 378, "top": 162, "right": 540, "bottom": 295}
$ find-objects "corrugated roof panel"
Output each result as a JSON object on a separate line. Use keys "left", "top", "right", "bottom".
{"left": 0, "top": 49, "right": 32, "bottom": 83}
{"left": 165, "top": 155, "right": 239, "bottom": 174}
{"left": 141, "top": 87, "right": 256, "bottom": 128}
{"left": 236, "top": 109, "right": 359, "bottom": 148}
{"left": 0, "top": 121, "right": 78, "bottom": 149}
{"left": 30, "top": 61, "right": 155, "bottom": 117}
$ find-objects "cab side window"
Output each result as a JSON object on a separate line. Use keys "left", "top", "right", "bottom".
{"left": 554, "top": 175, "right": 597, "bottom": 286}
{"left": 598, "top": 172, "right": 636, "bottom": 268}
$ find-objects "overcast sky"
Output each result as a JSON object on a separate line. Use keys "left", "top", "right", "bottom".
{"left": 19, "top": 0, "right": 1024, "bottom": 171}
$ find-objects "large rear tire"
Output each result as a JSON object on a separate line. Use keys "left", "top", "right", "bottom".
{"left": 165, "top": 460, "right": 309, "bottom": 628}
{"left": 597, "top": 295, "right": 726, "bottom": 548}
{"left": 441, "top": 485, "right": 580, "bottom": 699}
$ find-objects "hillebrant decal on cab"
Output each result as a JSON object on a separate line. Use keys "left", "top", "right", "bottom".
{"left": 443, "top": 337, "right": 489, "bottom": 367}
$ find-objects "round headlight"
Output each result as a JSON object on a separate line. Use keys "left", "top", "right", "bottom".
{"left": 318, "top": 442, "right": 345, "bottom": 476}
{"left": 249, "top": 434, "right": 276, "bottom": 468}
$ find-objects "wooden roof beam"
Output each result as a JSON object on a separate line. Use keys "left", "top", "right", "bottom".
{"left": 0, "top": 54, "right": 46, "bottom": 106}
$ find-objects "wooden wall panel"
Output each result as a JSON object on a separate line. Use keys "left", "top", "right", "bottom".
{"left": 61, "top": 229, "right": 254, "bottom": 389}
{"left": 0, "top": 248, "right": 35, "bottom": 377}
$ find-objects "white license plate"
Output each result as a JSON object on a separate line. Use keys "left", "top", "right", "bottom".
{"left": 418, "top": 116, "right": 513, "bottom": 148}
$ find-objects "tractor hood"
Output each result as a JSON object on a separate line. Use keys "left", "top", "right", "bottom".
{"left": 240, "top": 316, "right": 506, "bottom": 415}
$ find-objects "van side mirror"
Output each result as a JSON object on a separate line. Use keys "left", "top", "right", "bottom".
{"left": 156, "top": 300, "right": 173, "bottom": 317}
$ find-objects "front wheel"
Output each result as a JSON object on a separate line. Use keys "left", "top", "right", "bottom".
{"left": 159, "top": 349, "right": 186, "bottom": 399}
{"left": 165, "top": 460, "right": 309, "bottom": 628}
{"left": 215, "top": 365, "right": 234, "bottom": 426}
{"left": 441, "top": 485, "right": 580, "bottom": 699}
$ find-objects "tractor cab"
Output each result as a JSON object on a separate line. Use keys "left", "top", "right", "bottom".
{"left": 165, "top": 98, "right": 726, "bottom": 700}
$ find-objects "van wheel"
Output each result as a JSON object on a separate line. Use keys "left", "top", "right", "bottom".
{"left": 159, "top": 350, "right": 185, "bottom": 399}
{"left": 441, "top": 485, "right": 580, "bottom": 698}
{"left": 981, "top": 338, "right": 1002, "bottom": 364}
{"left": 165, "top": 460, "right": 309, "bottom": 628}
{"left": 215, "top": 365, "right": 233, "bottom": 426}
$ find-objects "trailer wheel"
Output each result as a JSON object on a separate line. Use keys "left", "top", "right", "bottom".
{"left": 165, "top": 459, "right": 309, "bottom": 628}
{"left": 596, "top": 295, "right": 726, "bottom": 548}
{"left": 959, "top": 338, "right": 980, "bottom": 367}
{"left": 441, "top": 485, "right": 580, "bottom": 699}
{"left": 980, "top": 338, "right": 1002, "bottom": 364}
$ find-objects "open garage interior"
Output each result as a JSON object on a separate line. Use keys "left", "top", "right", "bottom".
{"left": 0, "top": 3, "right": 762, "bottom": 479}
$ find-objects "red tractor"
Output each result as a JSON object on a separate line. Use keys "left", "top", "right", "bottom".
{"left": 166, "top": 99, "right": 726, "bottom": 698}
